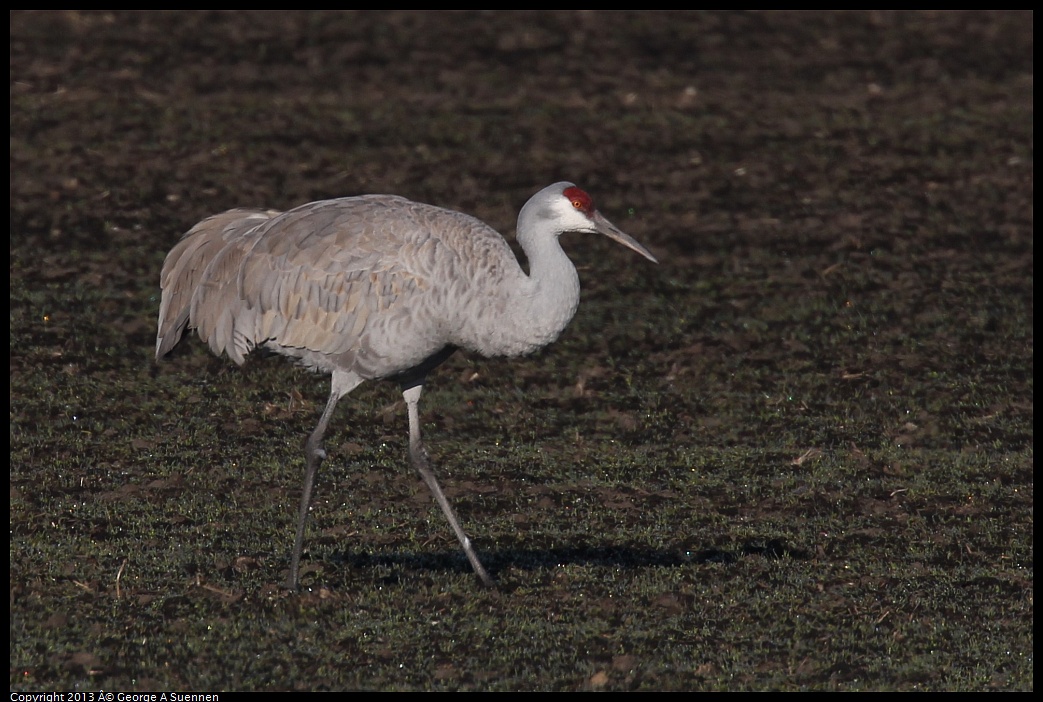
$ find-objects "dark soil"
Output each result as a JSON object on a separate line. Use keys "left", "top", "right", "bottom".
{"left": 10, "top": 11, "right": 1032, "bottom": 691}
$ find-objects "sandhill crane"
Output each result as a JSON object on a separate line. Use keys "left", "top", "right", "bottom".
{"left": 156, "top": 182, "right": 657, "bottom": 589}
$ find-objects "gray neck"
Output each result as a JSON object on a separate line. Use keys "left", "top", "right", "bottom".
{"left": 515, "top": 228, "right": 581, "bottom": 348}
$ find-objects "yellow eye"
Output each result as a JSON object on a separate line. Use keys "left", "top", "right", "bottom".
{"left": 572, "top": 200, "right": 582, "bottom": 208}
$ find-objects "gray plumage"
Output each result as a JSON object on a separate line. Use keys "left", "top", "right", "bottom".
{"left": 156, "top": 182, "right": 657, "bottom": 589}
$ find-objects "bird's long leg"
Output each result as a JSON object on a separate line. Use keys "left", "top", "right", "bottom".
{"left": 287, "top": 371, "right": 362, "bottom": 590}
{"left": 403, "top": 384, "right": 496, "bottom": 588}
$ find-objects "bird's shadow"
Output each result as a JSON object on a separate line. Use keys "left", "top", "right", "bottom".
{"left": 311, "top": 539, "right": 810, "bottom": 587}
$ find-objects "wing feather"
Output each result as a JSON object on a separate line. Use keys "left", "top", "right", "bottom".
{"left": 156, "top": 209, "right": 279, "bottom": 359}
{"left": 228, "top": 198, "right": 442, "bottom": 374}
{"left": 161, "top": 193, "right": 524, "bottom": 377}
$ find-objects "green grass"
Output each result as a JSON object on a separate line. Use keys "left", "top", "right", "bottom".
{"left": 10, "top": 10, "right": 1032, "bottom": 691}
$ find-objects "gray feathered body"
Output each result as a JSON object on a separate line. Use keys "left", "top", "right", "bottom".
{"left": 156, "top": 195, "right": 582, "bottom": 381}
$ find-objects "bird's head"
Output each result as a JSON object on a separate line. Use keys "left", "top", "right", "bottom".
{"left": 520, "top": 182, "right": 658, "bottom": 263}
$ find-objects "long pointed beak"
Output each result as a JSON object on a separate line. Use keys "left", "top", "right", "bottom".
{"left": 592, "top": 210, "right": 659, "bottom": 264}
